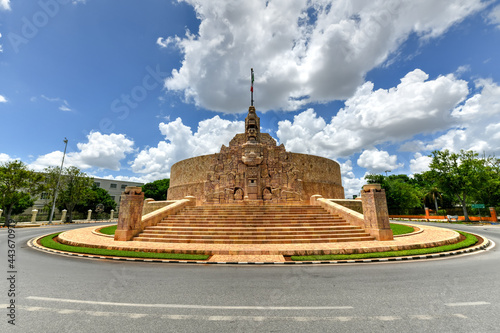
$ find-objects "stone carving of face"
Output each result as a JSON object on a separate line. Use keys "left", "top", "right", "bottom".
{"left": 247, "top": 127, "right": 257, "bottom": 140}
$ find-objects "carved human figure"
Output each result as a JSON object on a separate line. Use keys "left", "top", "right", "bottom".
{"left": 234, "top": 188, "right": 244, "bottom": 200}
{"left": 263, "top": 188, "right": 272, "bottom": 201}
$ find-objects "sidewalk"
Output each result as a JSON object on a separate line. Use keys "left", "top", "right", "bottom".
{"left": 0, "top": 219, "right": 117, "bottom": 228}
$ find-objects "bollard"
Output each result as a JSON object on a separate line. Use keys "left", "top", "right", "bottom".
{"left": 61, "top": 209, "right": 67, "bottom": 223}
{"left": 110, "top": 209, "right": 114, "bottom": 220}
{"left": 87, "top": 210, "right": 92, "bottom": 221}
{"left": 31, "top": 209, "right": 38, "bottom": 223}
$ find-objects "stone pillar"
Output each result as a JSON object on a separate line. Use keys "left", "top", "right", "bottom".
{"left": 361, "top": 184, "right": 393, "bottom": 241}
{"left": 61, "top": 210, "right": 67, "bottom": 223}
{"left": 115, "top": 187, "right": 144, "bottom": 241}
{"left": 110, "top": 209, "right": 114, "bottom": 220}
{"left": 31, "top": 209, "right": 38, "bottom": 223}
{"left": 490, "top": 207, "right": 498, "bottom": 222}
{"left": 87, "top": 210, "right": 92, "bottom": 221}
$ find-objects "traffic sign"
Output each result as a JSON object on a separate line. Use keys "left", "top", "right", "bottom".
{"left": 471, "top": 204, "right": 485, "bottom": 209}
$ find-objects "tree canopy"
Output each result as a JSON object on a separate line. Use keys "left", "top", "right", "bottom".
{"left": 142, "top": 178, "right": 170, "bottom": 201}
{"left": 0, "top": 160, "right": 45, "bottom": 221}
{"left": 75, "top": 183, "right": 117, "bottom": 217}
{"left": 429, "top": 150, "right": 498, "bottom": 221}
{"left": 54, "top": 166, "right": 93, "bottom": 222}
{"left": 365, "top": 174, "right": 423, "bottom": 214}
{"left": 365, "top": 149, "right": 500, "bottom": 219}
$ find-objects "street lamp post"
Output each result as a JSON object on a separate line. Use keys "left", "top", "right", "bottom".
{"left": 48, "top": 138, "right": 68, "bottom": 224}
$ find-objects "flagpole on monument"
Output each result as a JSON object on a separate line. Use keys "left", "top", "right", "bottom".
{"left": 251, "top": 68, "right": 254, "bottom": 107}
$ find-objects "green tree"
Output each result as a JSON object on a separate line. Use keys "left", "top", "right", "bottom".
{"left": 429, "top": 150, "right": 486, "bottom": 221}
{"left": 365, "top": 174, "right": 423, "bottom": 214}
{"left": 0, "top": 160, "right": 45, "bottom": 222}
{"left": 472, "top": 155, "right": 500, "bottom": 208}
{"left": 75, "top": 183, "right": 117, "bottom": 217}
{"left": 56, "top": 166, "right": 93, "bottom": 223}
{"left": 42, "top": 166, "right": 65, "bottom": 220}
{"left": 142, "top": 178, "right": 170, "bottom": 201}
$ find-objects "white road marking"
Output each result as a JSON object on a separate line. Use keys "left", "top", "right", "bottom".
{"left": 26, "top": 296, "right": 352, "bottom": 310}
{"left": 445, "top": 301, "right": 490, "bottom": 307}
{"left": 86, "top": 311, "right": 111, "bottom": 317}
{"left": 128, "top": 313, "right": 148, "bottom": 319}
{"left": 453, "top": 314, "right": 468, "bottom": 319}
{"left": 375, "top": 316, "right": 400, "bottom": 321}
{"left": 0, "top": 304, "right": 476, "bottom": 322}
{"left": 411, "top": 315, "right": 433, "bottom": 320}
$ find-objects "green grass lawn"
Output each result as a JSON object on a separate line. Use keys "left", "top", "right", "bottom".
{"left": 99, "top": 225, "right": 117, "bottom": 235}
{"left": 39, "top": 232, "right": 209, "bottom": 260}
{"left": 390, "top": 223, "right": 415, "bottom": 236}
{"left": 291, "top": 231, "right": 478, "bottom": 261}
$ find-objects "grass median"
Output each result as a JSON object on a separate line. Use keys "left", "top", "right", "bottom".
{"left": 291, "top": 231, "right": 478, "bottom": 261}
{"left": 39, "top": 232, "right": 210, "bottom": 260}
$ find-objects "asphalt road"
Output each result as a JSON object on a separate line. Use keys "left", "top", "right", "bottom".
{"left": 0, "top": 222, "right": 499, "bottom": 333}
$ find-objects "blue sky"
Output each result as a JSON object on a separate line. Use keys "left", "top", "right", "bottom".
{"left": 1, "top": 0, "right": 500, "bottom": 197}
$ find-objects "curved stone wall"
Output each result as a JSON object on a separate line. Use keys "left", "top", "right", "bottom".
{"left": 290, "top": 153, "right": 344, "bottom": 199}
{"left": 167, "top": 152, "right": 344, "bottom": 201}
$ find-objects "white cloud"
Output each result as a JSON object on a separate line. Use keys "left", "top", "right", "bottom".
{"left": 0, "top": 0, "right": 10, "bottom": 11}
{"left": 426, "top": 79, "right": 500, "bottom": 155}
{"left": 156, "top": 37, "right": 176, "bottom": 48}
{"left": 277, "top": 69, "right": 468, "bottom": 158}
{"left": 0, "top": 153, "right": 13, "bottom": 164}
{"left": 93, "top": 174, "right": 145, "bottom": 184}
{"left": 409, "top": 152, "right": 432, "bottom": 174}
{"left": 131, "top": 116, "right": 244, "bottom": 181}
{"left": 162, "top": 0, "right": 484, "bottom": 112}
{"left": 76, "top": 132, "right": 135, "bottom": 170}
{"left": 59, "top": 104, "right": 72, "bottom": 112}
{"left": 339, "top": 160, "right": 367, "bottom": 198}
{"left": 41, "top": 95, "right": 74, "bottom": 112}
{"left": 487, "top": 4, "right": 500, "bottom": 28}
{"left": 398, "top": 140, "right": 425, "bottom": 152}
{"left": 357, "top": 148, "right": 403, "bottom": 173}
{"left": 0, "top": 32, "right": 3, "bottom": 52}
{"left": 30, "top": 132, "right": 135, "bottom": 171}
{"left": 0, "top": 95, "right": 7, "bottom": 103}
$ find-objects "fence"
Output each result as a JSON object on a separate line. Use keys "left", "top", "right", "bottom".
{"left": 390, "top": 207, "right": 498, "bottom": 222}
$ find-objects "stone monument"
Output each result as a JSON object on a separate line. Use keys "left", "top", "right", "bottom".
{"left": 168, "top": 106, "right": 345, "bottom": 204}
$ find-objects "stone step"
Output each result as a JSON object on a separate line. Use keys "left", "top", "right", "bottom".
{"left": 182, "top": 207, "right": 327, "bottom": 213}
{"left": 180, "top": 209, "right": 329, "bottom": 214}
{"left": 139, "top": 231, "right": 370, "bottom": 239}
{"left": 187, "top": 205, "right": 319, "bottom": 209}
{"left": 163, "top": 218, "right": 344, "bottom": 223}
{"left": 147, "top": 225, "right": 361, "bottom": 232}
{"left": 132, "top": 236, "right": 376, "bottom": 244}
{"left": 142, "top": 227, "right": 364, "bottom": 235}
{"left": 133, "top": 204, "right": 374, "bottom": 245}
{"left": 156, "top": 222, "right": 350, "bottom": 228}
{"left": 164, "top": 214, "right": 342, "bottom": 219}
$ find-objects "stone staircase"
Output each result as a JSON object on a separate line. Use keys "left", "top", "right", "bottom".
{"left": 133, "top": 205, "right": 375, "bottom": 244}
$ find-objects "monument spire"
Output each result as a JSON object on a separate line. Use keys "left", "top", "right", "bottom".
{"left": 250, "top": 68, "right": 254, "bottom": 106}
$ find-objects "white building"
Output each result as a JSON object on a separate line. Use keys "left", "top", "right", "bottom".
{"left": 33, "top": 177, "right": 143, "bottom": 214}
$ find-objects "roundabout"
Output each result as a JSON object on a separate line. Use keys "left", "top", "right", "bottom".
{"left": 28, "top": 222, "right": 492, "bottom": 265}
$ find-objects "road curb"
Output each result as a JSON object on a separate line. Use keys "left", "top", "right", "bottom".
{"left": 27, "top": 231, "right": 493, "bottom": 265}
